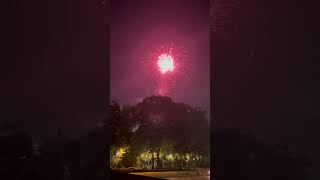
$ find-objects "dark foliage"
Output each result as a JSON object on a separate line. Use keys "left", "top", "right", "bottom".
{"left": 0, "top": 112, "right": 312, "bottom": 180}
{"left": 0, "top": 121, "right": 107, "bottom": 180}
{"left": 110, "top": 96, "right": 210, "bottom": 169}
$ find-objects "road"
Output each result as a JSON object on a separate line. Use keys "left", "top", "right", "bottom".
{"left": 130, "top": 171, "right": 210, "bottom": 180}
{"left": 167, "top": 176, "right": 210, "bottom": 180}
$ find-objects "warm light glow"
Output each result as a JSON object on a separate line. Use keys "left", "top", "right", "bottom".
{"left": 140, "top": 152, "right": 152, "bottom": 161}
{"left": 185, "top": 154, "right": 190, "bottom": 160}
{"left": 157, "top": 54, "right": 175, "bottom": 74}
{"left": 116, "top": 147, "right": 126, "bottom": 157}
{"left": 112, "top": 147, "right": 128, "bottom": 166}
{"left": 166, "top": 154, "right": 174, "bottom": 161}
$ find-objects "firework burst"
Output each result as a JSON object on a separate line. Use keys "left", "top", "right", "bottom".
{"left": 143, "top": 43, "right": 189, "bottom": 97}
{"left": 157, "top": 53, "right": 175, "bottom": 74}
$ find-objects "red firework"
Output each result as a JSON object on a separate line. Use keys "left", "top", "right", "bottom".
{"left": 148, "top": 43, "right": 189, "bottom": 96}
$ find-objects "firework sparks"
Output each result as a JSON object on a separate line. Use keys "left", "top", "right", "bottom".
{"left": 154, "top": 44, "right": 188, "bottom": 96}
{"left": 140, "top": 43, "right": 189, "bottom": 96}
{"left": 157, "top": 53, "right": 175, "bottom": 74}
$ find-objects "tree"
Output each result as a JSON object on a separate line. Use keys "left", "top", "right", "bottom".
{"left": 110, "top": 96, "right": 210, "bottom": 168}
{"left": 0, "top": 121, "right": 36, "bottom": 179}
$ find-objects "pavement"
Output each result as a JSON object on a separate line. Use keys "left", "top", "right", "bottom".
{"left": 130, "top": 171, "right": 210, "bottom": 180}
{"left": 167, "top": 176, "right": 210, "bottom": 180}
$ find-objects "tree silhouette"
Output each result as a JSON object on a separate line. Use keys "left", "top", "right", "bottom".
{"left": 110, "top": 96, "right": 210, "bottom": 169}
{"left": 0, "top": 121, "right": 36, "bottom": 179}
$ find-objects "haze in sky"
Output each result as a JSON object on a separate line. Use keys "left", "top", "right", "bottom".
{"left": 110, "top": 0, "right": 210, "bottom": 117}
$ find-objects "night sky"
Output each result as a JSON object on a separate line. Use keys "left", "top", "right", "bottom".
{"left": 212, "top": 0, "right": 319, "bottom": 177}
{"left": 2, "top": 0, "right": 319, "bottom": 178}
{"left": 110, "top": 0, "right": 210, "bottom": 116}
{"left": 2, "top": 0, "right": 107, "bottom": 138}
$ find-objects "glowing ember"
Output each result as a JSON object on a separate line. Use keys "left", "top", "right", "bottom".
{"left": 157, "top": 54, "right": 175, "bottom": 74}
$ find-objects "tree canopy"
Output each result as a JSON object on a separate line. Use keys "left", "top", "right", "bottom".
{"left": 109, "top": 95, "right": 210, "bottom": 169}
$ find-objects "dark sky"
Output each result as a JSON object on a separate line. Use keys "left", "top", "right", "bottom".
{"left": 212, "top": 0, "right": 319, "bottom": 177}
{"left": 3, "top": 0, "right": 319, "bottom": 178}
{"left": 110, "top": 0, "right": 210, "bottom": 116}
{"left": 2, "top": 0, "right": 107, "bottom": 138}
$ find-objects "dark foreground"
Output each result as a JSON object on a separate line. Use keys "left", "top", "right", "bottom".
{"left": 111, "top": 170, "right": 210, "bottom": 180}
{"left": 111, "top": 172, "right": 163, "bottom": 180}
